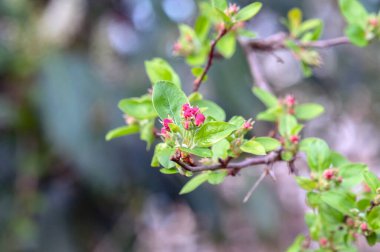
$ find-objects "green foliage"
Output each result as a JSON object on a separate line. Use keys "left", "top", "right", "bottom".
{"left": 240, "top": 140, "right": 266, "bottom": 155}
{"left": 235, "top": 2, "right": 262, "bottom": 22}
{"left": 300, "top": 138, "right": 331, "bottom": 172}
{"left": 194, "top": 122, "right": 237, "bottom": 147}
{"left": 179, "top": 173, "right": 210, "bottom": 194}
{"left": 145, "top": 58, "right": 181, "bottom": 88}
{"left": 105, "top": 125, "right": 139, "bottom": 141}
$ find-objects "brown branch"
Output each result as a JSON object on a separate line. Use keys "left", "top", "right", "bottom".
{"left": 171, "top": 150, "right": 281, "bottom": 173}
{"left": 193, "top": 28, "right": 228, "bottom": 92}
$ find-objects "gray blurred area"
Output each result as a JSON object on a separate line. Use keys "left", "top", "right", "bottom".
{"left": 0, "top": 0, "right": 380, "bottom": 251}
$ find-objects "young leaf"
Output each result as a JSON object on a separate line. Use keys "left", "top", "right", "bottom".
{"left": 179, "top": 173, "right": 210, "bottom": 194}
{"left": 252, "top": 87, "right": 278, "bottom": 108}
{"left": 321, "top": 190, "right": 356, "bottom": 215}
{"left": 240, "top": 140, "right": 266, "bottom": 155}
{"left": 339, "top": 163, "right": 368, "bottom": 187}
{"left": 211, "top": 0, "right": 227, "bottom": 10}
{"left": 367, "top": 206, "right": 380, "bottom": 231}
{"left": 145, "top": 58, "right": 181, "bottom": 88}
{"left": 363, "top": 171, "right": 380, "bottom": 192}
{"left": 194, "top": 15, "right": 211, "bottom": 42}
{"left": 345, "top": 24, "right": 368, "bottom": 47}
{"left": 235, "top": 2, "right": 262, "bottom": 22}
{"left": 118, "top": 96, "right": 157, "bottom": 120}
{"left": 331, "top": 151, "right": 349, "bottom": 167}
{"left": 139, "top": 119, "right": 155, "bottom": 149}
{"left": 179, "top": 147, "right": 213, "bottom": 158}
{"left": 192, "top": 99, "right": 226, "bottom": 121}
{"left": 105, "top": 125, "right": 139, "bottom": 141}
{"left": 157, "top": 145, "right": 176, "bottom": 169}
{"left": 295, "top": 177, "right": 318, "bottom": 191}
{"left": 279, "top": 115, "right": 297, "bottom": 137}
{"left": 300, "top": 138, "right": 331, "bottom": 172}
{"left": 254, "top": 137, "right": 281, "bottom": 152}
{"left": 295, "top": 103, "right": 324, "bottom": 120}
{"left": 160, "top": 168, "right": 179, "bottom": 174}
{"left": 152, "top": 81, "right": 188, "bottom": 125}
{"left": 194, "top": 122, "right": 237, "bottom": 147}
{"left": 339, "top": 0, "right": 368, "bottom": 26}
{"left": 208, "top": 171, "right": 227, "bottom": 185}
{"left": 228, "top": 116, "right": 245, "bottom": 127}
{"left": 212, "top": 139, "right": 230, "bottom": 161}
{"left": 216, "top": 32, "right": 236, "bottom": 59}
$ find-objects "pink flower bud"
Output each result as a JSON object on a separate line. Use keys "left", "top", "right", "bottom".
{"left": 361, "top": 223, "right": 368, "bottom": 232}
{"left": 160, "top": 127, "right": 169, "bottom": 138}
{"left": 290, "top": 135, "right": 299, "bottom": 144}
{"left": 163, "top": 118, "right": 173, "bottom": 131}
{"left": 182, "top": 103, "right": 193, "bottom": 119}
{"left": 184, "top": 120, "right": 190, "bottom": 130}
{"left": 195, "top": 113, "right": 205, "bottom": 126}
{"left": 225, "top": 3, "right": 240, "bottom": 16}
{"left": 285, "top": 95, "right": 296, "bottom": 107}
{"left": 173, "top": 41, "right": 182, "bottom": 55}
{"left": 369, "top": 17, "right": 379, "bottom": 27}
{"left": 319, "top": 237, "right": 328, "bottom": 247}
{"left": 243, "top": 121, "right": 253, "bottom": 130}
{"left": 323, "top": 169, "right": 334, "bottom": 180}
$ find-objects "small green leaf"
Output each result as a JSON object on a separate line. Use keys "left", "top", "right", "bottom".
{"left": 145, "top": 58, "right": 181, "bottom": 88}
{"left": 321, "top": 190, "right": 356, "bottom": 215}
{"left": 331, "top": 151, "right": 349, "bottom": 167}
{"left": 252, "top": 87, "right": 279, "bottom": 108}
{"left": 139, "top": 119, "right": 155, "bottom": 149}
{"left": 339, "top": 163, "right": 368, "bottom": 188}
{"left": 180, "top": 147, "right": 213, "bottom": 158}
{"left": 279, "top": 115, "right": 297, "bottom": 137}
{"left": 345, "top": 24, "right": 368, "bottom": 47}
{"left": 367, "top": 206, "right": 380, "bottom": 230}
{"left": 192, "top": 99, "right": 226, "bottom": 121}
{"left": 216, "top": 32, "right": 236, "bottom": 59}
{"left": 254, "top": 137, "right": 281, "bottom": 152}
{"left": 211, "top": 139, "right": 230, "bottom": 161}
{"left": 156, "top": 144, "right": 176, "bottom": 168}
{"left": 208, "top": 171, "right": 227, "bottom": 185}
{"left": 194, "top": 15, "right": 211, "bottom": 41}
{"left": 152, "top": 81, "right": 188, "bottom": 125}
{"left": 105, "top": 125, "right": 139, "bottom": 141}
{"left": 299, "top": 19, "right": 322, "bottom": 36}
{"left": 211, "top": 0, "right": 227, "bottom": 10}
{"left": 295, "top": 103, "right": 324, "bottom": 120}
{"left": 339, "top": 0, "right": 368, "bottom": 26}
{"left": 366, "top": 232, "right": 377, "bottom": 246}
{"left": 240, "top": 140, "right": 266, "bottom": 155}
{"left": 300, "top": 138, "right": 331, "bottom": 172}
{"left": 160, "top": 168, "right": 178, "bottom": 174}
{"left": 194, "top": 122, "right": 237, "bottom": 147}
{"left": 188, "top": 92, "right": 203, "bottom": 102}
{"left": 256, "top": 107, "right": 281, "bottom": 122}
{"left": 228, "top": 116, "right": 245, "bottom": 127}
{"left": 118, "top": 96, "right": 157, "bottom": 120}
{"left": 288, "top": 8, "right": 302, "bottom": 35}
{"left": 179, "top": 173, "right": 210, "bottom": 194}
{"left": 295, "top": 177, "right": 318, "bottom": 191}
{"left": 235, "top": 2, "right": 262, "bottom": 21}
{"left": 363, "top": 171, "right": 380, "bottom": 192}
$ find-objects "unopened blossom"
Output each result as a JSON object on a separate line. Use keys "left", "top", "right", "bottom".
{"left": 195, "top": 113, "right": 205, "bottom": 126}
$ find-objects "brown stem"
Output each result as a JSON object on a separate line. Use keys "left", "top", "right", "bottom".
{"left": 171, "top": 150, "right": 281, "bottom": 172}
{"left": 193, "top": 28, "right": 228, "bottom": 92}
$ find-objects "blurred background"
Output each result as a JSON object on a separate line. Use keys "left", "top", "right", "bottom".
{"left": 1, "top": 0, "right": 380, "bottom": 251}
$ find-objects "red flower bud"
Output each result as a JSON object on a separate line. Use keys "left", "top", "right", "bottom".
{"left": 323, "top": 169, "right": 334, "bottom": 180}
{"left": 369, "top": 17, "right": 379, "bottom": 27}
{"left": 285, "top": 95, "right": 296, "bottom": 107}
{"left": 162, "top": 118, "right": 173, "bottom": 131}
{"left": 225, "top": 3, "right": 240, "bottom": 16}
{"left": 195, "top": 113, "right": 205, "bottom": 126}
{"left": 319, "top": 237, "right": 328, "bottom": 247}
{"left": 173, "top": 41, "right": 182, "bottom": 55}
{"left": 290, "top": 135, "right": 299, "bottom": 144}
{"left": 184, "top": 120, "right": 190, "bottom": 130}
{"left": 243, "top": 121, "right": 253, "bottom": 130}
{"left": 361, "top": 222, "right": 368, "bottom": 232}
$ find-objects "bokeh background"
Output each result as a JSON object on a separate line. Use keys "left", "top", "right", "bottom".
{"left": 1, "top": 0, "right": 380, "bottom": 251}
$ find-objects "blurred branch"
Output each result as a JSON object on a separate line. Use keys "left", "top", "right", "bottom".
{"left": 171, "top": 149, "right": 281, "bottom": 172}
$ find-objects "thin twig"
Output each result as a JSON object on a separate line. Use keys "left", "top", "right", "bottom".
{"left": 244, "top": 49, "right": 273, "bottom": 92}
{"left": 171, "top": 150, "right": 281, "bottom": 173}
{"left": 193, "top": 28, "right": 228, "bottom": 92}
{"left": 243, "top": 170, "right": 268, "bottom": 203}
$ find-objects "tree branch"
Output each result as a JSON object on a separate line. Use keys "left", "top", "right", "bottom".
{"left": 193, "top": 28, "right": 228, "bottom": 92}
{"left": 171, "top": 150, "right": 281, "bottom": 173}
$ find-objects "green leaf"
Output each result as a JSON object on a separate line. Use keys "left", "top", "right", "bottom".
{"left": 295, "top": 177, "right": 318, "bottom": 191}
{"left": 192, "top": 99, "right": 226, "bottom": 121}
{"left": 300, "top": 138, "right": 331, "bottom": 172}
{"left": 331, "top": 151, "right": 349, "bottom": 167}
{"left": 240, "top": 140, "right": 266, "bottom": 155}
{"left": 345, "top": 24, "right": 368, "bottom": 47}
{"left": 160, "top": 168, "right": 178, "bottom": 174}
{"left": 339, "top": 163, "right": 368, "bottom": 188}
{"left": 295, "top": 103, "right": 324, "bottom": 120}
{"left": 139, "top": 119, "right": 155, "bottom": 149}
{"left": 208, "top": 171, "right": 227, "bottom": 185}
{"left": 367, "top": 206, "right": 380, "bottom": 230}
{"left": 156, "top": 144, "right": 176, "bottom": 168}
{"left": 256, "top": 107, "right": 281, "bottom": 122}
{"left": 105, "top": 125, "right": 139, "bottom": 141}
{"left": 235, "top": 2, "right": 262, "bottom": 21}
{"left": 145, "top": 58, "right": 181, "bottom": 88}
{"left": 188, "top": 92, "right": 203, "bottom": 103}
{"left": 339, "top": 0, "right": 368, "bottom": 26}
{"left": 151, "top": 143, "right": 166, "bottom": 167}
{"left": 320, "top": 190, "right": 356, "bottom": 215}
{"left": 194, "top": 122, "right": 237, "bottom": 147}
{"left": 228, "top": 116, "right": 245, "bottom": 127}
{"left": 212, "top": 139, "right": 230, "bottom": 161}
{"left": 179, "top": 173, "right": 210, "bottom": 194}
{"left": 191, "top": 67, "right": 207, "bottom": 82}
{"left": 279, "top": 115, "right": 297, "bottom": 137}
{"left": 118, "top": 96, "right": 157, "bottom": 120}
{"left": 252, "top": 87, "right": 278, "bottom": 108}
{"left": 152, "top": 81, "right": 188, "bottom": 125}
{"left": 299, "top": 19, "right": 322, "bottom": 35}
{"left": 254, "top": 137, "right": 281, "bottom": 152}
{"left": 211, "top": 0, "right": 227, "bottom": 10}
{"left": 363, "top": 171, "right": 380, "bottom": 192}
{"left": 366, "top": 232, "right": 377, "bottom": 246}
{"left": 288, "top": 8, "right": 302, "bottom": 34}
{"left": 194, "top": 15, "right": 211, "bottom": 41}
{"left": 179, "top": 147, "right": 213, "bottom": 158}
{"left": 286, "top": 235, "right": 305, "bottom": 252}
{"left": 216, "top": 32, "right": 236, "bottom": 59}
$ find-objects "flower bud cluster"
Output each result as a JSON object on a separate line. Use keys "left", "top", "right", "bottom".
{"left": 224, "top": 3, "right": 240, "bottom": 16}
{"left": 182, "top": 103, "right": 205, "bottom": 129}
{"left": 160, "top": 118, "right": 173, "bottom": 138}
{"left": 283, "top": 94, "right": 296, "bottom": 115}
